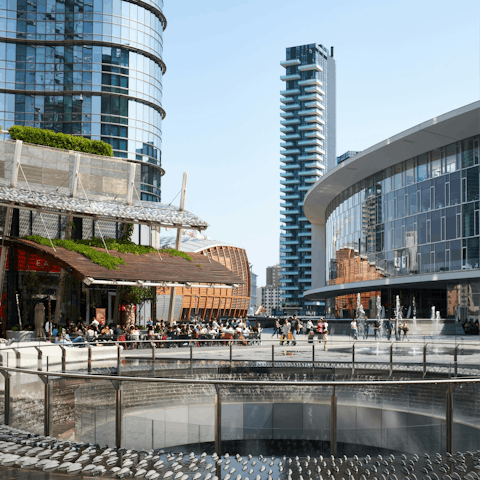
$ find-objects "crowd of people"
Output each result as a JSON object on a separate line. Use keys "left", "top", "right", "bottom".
{"left": 42, "top": 316, "right": 263, "bottom": 348}
{"left": 350, "top": 317, "right": 410, "bottom": 340}
{"left": 272, "top": 316, "right": 330, "bottom": 345}
{"left": 462, "top": 319, "right": 480, "bottom": 335}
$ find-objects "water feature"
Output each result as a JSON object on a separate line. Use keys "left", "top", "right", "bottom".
{"left": 395, "top": 295, "right": 403, "bottom": 339}
{"left": 412, "top": 297, "right": 418, "bottom": 336}
{"left": 356, "top": 293, "right": 366, "bottom": 338}
{"left": 376, "top": 295, "right": 384, "bottom": 338}
{"left": 435, "top": 311, "right": 441, "bottom": 336}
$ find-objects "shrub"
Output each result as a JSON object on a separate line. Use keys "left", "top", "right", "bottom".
{"left": 9, "top": 125, "right": 113, "bottom": 157}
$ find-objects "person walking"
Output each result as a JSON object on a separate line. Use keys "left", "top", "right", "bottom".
{"left": 386, "top": 318, "right": 392, "bottom": 340}
{"left": 363, "top": 316, "right": 369, "bottom": 340}
{"left": 402, "top": 321, "right": 409, "bottom": 340}
{"left": 272, "top": 318, "right": 280, "bottom": 337}
{"left": 281, "top": 318, "right": 291, "bottom": 346}
{"left": 307, "top": 319, "right": 314, "bottom": 334}
{"left": 323, "top": 319, "right": 329, "bottom": 342}
{"left": 373, "top": 320, "right": 379, "bottom": 339}
{"left": 351, "top": 318, "right": 358, "bottom": 340}
{"left": 317, "top": 319, "right": 324, "bottom": 341}
{"left": 291, "top": 315, "right": 298, "bottom": 346}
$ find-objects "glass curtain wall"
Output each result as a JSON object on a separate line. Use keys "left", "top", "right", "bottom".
{"left": 326, "top": 135, "right": 480, "bottom": 285}
{"left": 0, "top": 0, "right": 165, "bottom": 201}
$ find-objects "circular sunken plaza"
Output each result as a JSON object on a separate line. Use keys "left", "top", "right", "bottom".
{"left": 0, "top": 333, "right": 479, "bottom": 479}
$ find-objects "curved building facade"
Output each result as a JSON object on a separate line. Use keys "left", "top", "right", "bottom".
{"left": 0, "top": 0, "right": 165, "bottom": 202}
{"left": 156, "top": 237, "right": 251, "bottom": 321}
{"left": 303, "top": 102, "right": 480, "bottom": 321}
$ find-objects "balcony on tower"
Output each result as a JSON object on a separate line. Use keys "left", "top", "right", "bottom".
{"left": 280, "top": 118, "right": 301, "bottom": 125}
{"left": 304, "top": 131, "right": 325, "bottom": 139}
{"left": 298, "top": 78, "right": 323, "bottom": 87}
{"left": 281, "top": 163, "right": 300, "bottom": 170}
{"left": 304, "top": 116, "right": 325, "bottom": 125}
{"left": 281, "top": 148, "right": 301, "bottom": 156}
{"left": 298, "top": 63, "right": 323, "bottom": 72}
{"left": 280, "top": 74, "right": 301, "bottom": 81}
{"left": 305, "top": 86, "right": 325, "bottom": 95}
{"left": 298, "top": 139, "right": 323, "bottom": 146}
{"left": 281, "top": 134, "right": 301, "bottom": 141}
{"left": 280, "top": 59, "right": 301, "bottom": 67}
{"left": 280, "top": 103, "right": 301, "bottom": 111}
{"left": 280, "top": 89, "right": 301, "bottom": 96}
{"left": 299, "top": 108, "right": 324, "bottom": 117}
{"left": 298, "top": 153, "right": 323, "bottom": 161}
{"left": 298, "top": 93, "right": 324, "bottom": 102}
{"left": 305, "top": 101, "right": 325, "bottom": 110}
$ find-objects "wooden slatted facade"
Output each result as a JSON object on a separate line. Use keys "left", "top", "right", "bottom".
{"left": 157, "top": 245, "right": 251, "bottom": 321}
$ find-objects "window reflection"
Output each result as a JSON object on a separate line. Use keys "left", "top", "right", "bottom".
{"left": 326, "top": 134, "right": 480, "bottom": 285}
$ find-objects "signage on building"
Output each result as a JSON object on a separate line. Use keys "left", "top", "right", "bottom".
{"left": 2, "top": 248, "right": 61, "bottom": 273}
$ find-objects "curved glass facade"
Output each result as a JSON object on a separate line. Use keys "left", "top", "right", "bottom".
{"left": 325, "top": 134, "right": 480, "bottom": 319}
{"left": 0, "top": 0, "right": 165, "bottom": 202}
{"left": 326, "top": 135, "right": 480, "bottom": 282}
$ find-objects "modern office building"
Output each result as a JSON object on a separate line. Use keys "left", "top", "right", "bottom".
{"left": 266, "top": 264, "right": 281, "bottom": 288}
{"left": 337, "top": 150, "right": 360, "bottom": 165}
{"left": 303, "top": 101, "right": 480, "bottom": 322}
{"left": 0, "top": 0, "right": 166, "bottom": 202}
{"left": 280, "top": 43, "right": 336, "bottom": 314}
{"left": 261, "top": 285, "right": 281, "bottom": 316}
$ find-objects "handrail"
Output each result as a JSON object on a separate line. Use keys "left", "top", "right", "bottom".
{"left": 1, "top": 364, "right": 479, "bottom": 387}
{"left": 0, "top": 337, "right": 476, "bottom": 351}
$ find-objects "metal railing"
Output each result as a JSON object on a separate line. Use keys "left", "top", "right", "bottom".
{"left": 0, "top": 338, "right": 479, "bottom": 464}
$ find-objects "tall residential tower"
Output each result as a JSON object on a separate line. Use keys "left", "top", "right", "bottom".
{"left": 280, "top": 43, "right": 336, "bottom": 313}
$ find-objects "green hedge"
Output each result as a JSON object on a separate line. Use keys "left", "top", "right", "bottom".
{"left": 9, "top": 125, "right": 113, "bottom": 157}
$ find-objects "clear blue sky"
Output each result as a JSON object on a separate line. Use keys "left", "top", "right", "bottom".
{"left": 161, "top": 0, "right": 479, "bottom": 286}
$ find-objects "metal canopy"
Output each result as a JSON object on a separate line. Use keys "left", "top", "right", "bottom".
{"left": 0, "top": 185, "right": 209, "bottom": 229}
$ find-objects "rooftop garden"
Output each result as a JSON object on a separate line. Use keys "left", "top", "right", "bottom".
{"left": 24, "top": 235, "right": 193, "bottom": 270}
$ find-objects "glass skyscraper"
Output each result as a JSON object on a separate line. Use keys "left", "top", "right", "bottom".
{"left": 0, "top": 0, "right": 165, "bottom": 202}
{"left": 280, "top": 43, "right": 336, "bottom": 313}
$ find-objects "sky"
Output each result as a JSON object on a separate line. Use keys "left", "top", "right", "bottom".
{"left": 160, "top": 0, "right": 480, "bottom": 286}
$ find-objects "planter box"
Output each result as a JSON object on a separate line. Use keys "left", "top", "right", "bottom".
{"left": 6, "top": 330, "right": 36, "bottom": 341}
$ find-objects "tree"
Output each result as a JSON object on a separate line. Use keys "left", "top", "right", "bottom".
{"left": 117, "top": 285, "right": 155, "bottom": 328}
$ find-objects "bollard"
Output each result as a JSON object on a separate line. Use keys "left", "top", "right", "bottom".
{"left": 190, "top": 344, "right": 193, "bottom": 370}
{"left": 454, "top": 345, "right": 458, "bottom": 377}
{"left": 1, "top": 371, "right": 11, "bottom": 425}
{"left": 229, "top": 341, "right": 233, "bottom": 369}
{"left": 59, "top": 346, "right": 66, "bottom": 373}
{"left": 13, "top": 349, "right": 20, "bottom": 368}
{"left": 271, "top": 344, "right": 274, "bottom": 368}
{"left": 117, "top": 344, "right": 122, "bottom": 376}
{"left": 423, "top": 343, "right": 428, "bottom": 378}
{"left": 351, "top": 343, "right": 355, "bottom": 375}
{"left": 330, "top": 386, "right": 337, "bottom": 456}
{"left": 312, "top": 344, "right": 315, "bottom": 372}
{"left": 446, "top": 384, "right": 455, "bottom": 453}
{"left": 111, "top": 380, "right": 123, "bottom": 448}
{"left": 215, "top": 385, "right": 222, "bottom": 477}
{"left": 34, "top": 347, "right": 43, "bottom": 371}
{"left": 389, "top": 343, "right": 394, "bottom": 376}
{"left": 152, "top": 344, "right": 156, "bottom": 377}
{"left": 39, "top": 375, "right": 52, "bottom": 436}
{"left": 87, "top": 345, "right": 92, "bottom": 374}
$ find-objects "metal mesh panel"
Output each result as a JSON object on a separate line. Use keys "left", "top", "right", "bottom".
{"left": 0, "top": 206, "right": 7, "bottom": 235}
{"left": 19, "top": 209, "right": 31, "bottom": 236}
{"left": 95, "top": 220, "right": 117, "bottom": 239}
{"left": 82, "top": 219, "right": 94, "bottom": 239}
{"left": 32, "top": 212, "right": 59, "bottom": 238}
